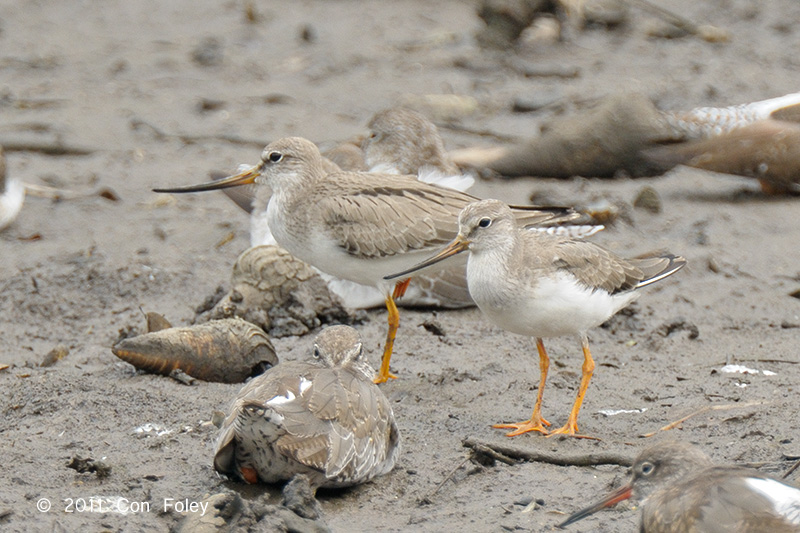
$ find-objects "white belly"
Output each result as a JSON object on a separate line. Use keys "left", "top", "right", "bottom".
{"left": 468, "top": 263, "right": 638, "bottom": 338}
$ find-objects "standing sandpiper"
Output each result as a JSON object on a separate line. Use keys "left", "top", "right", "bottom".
{"left": 154, "top": 138, "right": 575, "bottom": 383}
{"left": 559, "top": 440, "right": 800, "bottom": 531}
{"left": 386, "top": 199, "right": 685, "bottom": 436}
{"left": 214, "top": 325, "right": 400, "bottom": 488}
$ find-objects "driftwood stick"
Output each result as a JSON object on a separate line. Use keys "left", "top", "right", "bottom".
{"left": 130, "top": 118, "right": 266, "bottom": 147}
{"left": 436, "top": 123, "right": 519, "bottom": 142}
{"left": 462, "top": 438, "right": 632, "bottom": 467}
{"left": 730, "top": 358, "right": 800, "bottom": 365}
{"left": 22, "top": 183, "right": 78, "bottom": 199}
{"left": 469, "top": 442, "right": 518, "bottom": 466}
{"left": 0, "top": 141, "right": 94, "bottom": 156}
{"left": 783, "top": 458, "right": 800, "bottom": 480}
{"left": 639, "top": 401, "right": 765, "bottom": 438}
{"left": 626, "top": 0, "right": 730, "bottom": 42}
{"left": 627, "top": 0, "right": 702, "bottom": 33}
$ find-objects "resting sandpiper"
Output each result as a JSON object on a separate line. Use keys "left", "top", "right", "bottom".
{"left": 213, "top": 325, "right": 400, "bottom": 488}
{"left": 560, "top": 440, "right": 800, "bottom": 531}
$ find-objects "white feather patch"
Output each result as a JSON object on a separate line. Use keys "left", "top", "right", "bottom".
{"left": 266, "top": 390, "right": 296, "bottom": 406}
{"left": 744, "top": 477, "right": 800, "bottom": 524}
{"left": 416, "top": 166, "right": 475, "bottom": 192}
{"left": 298, "top": 376, "right": 313, "bottom": 395}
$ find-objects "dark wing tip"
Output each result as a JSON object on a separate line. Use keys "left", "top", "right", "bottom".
{"left": 637, "top": 253, "right": 687, "bottom": 288}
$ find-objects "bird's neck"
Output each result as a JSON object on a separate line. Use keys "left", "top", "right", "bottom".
{"left": 468, "top": 232, "right": 518, "bottom": 280}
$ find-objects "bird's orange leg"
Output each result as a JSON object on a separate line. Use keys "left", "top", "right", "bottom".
{"left": 374, "top": 280, "right": 409, "bottom": 383}
{"left": 494, "top": 338, "right": 552, "bottom": 436}
{"left": 548, "top": 334, "right": 597, "bottom": 439}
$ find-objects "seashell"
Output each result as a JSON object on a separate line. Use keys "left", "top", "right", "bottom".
{"left": 204, "top": 246, "right": 356, "bottom": 337}
{"left": 112, "top": 317, "right": 277, "bottom": 383}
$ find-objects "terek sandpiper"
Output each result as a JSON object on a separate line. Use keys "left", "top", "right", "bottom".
{"left": 154, "top": 138, "right": 576, "bottom": 383}
{"left": 213, "top": 325, "right": 400, "bottom": 488}
{"left": 0, "top": 147, "right": 25, "bottom": 231}
{"left": 222, "top": 108, "right": 478, "bottom": 310}
{"left": 364, "top": 107, "right": 461, "bottom": 177}
{"left": 560, "top": 441, "right": 800, "bottom": 531}
{"left": 356, "top": 107, "right": 475, "bottom": 309}
{"left": 386, "top": 199, "right": 685, "bottom": 436}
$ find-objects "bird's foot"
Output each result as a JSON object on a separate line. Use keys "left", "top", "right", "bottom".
{"left": 492, "top": 416, "right": 551, "bottom": 437}
{"left": 373, "top": 371, "right": 398, "bottom": 384}
{"left": 546, "top": 422, "right": 600, "bottom": 440}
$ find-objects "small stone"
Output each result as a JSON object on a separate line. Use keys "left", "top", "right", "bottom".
{"left": 633, "top": 186, "right": 661, "bottom": 214}
{"left": 40, "top": 345, "right": 69, "bottom": 367}
{"left": 421, "top": 318, "right": 446, "bottom": 337}
{"left": 299, "top": 24, "right": 317, "bottom": 43}
{"left": 191, "top": 37, "right": 223, "bottom": 67}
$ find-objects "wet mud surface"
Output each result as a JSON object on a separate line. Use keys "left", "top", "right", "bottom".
{"left": 2, "top": 1, "right": 800, "bottom": 531}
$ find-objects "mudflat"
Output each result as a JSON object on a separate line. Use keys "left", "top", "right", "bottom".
{"left": 2, "top": 1, "right": 799, "bottom": 531}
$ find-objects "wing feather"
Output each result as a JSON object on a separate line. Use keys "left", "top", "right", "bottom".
{"left": 319, "top": 173, "right": 574, "bottom": 258}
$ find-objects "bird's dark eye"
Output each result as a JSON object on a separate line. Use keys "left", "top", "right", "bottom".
{"left": 640, "top": 462, "right": 655, "bottom": 476}
{"left": 312, "top": 346, "right": 321, "bottom": 359}
{"left": 478, "top": 217, "right": 492, "bottom": 228}
{"left": 268, "top": 151, "right": 283, "bottom": 163}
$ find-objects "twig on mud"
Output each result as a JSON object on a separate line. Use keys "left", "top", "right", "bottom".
{"left": 24, "top": 182, "right": 120, "bottom": 203}
{"left": 469, "top": 442, "right": 518, "bottom": 466}
{"left": 0, "top": 141, "right": 94, "bottom": 156}
{"left": 419, "top": 456, "right": 471, "bottom": 505}
{"left": 506, "top": 59, "right": 581, "bottom": 79}
{"left": 625, "top": 0, "right": 730, "bottom": 42}
{"left": 730, "top": 358, "right": 800, "bottom": 365}
{"left": 462, "top": 438, "right": 632, "bottom": 467}
{"left": 23, "top": 182, "right": 79, "bottom": 199}
{"left": 783, "top": 458, "right": 800, "bottom": 480}
{"left": 436, "top": 123, "right": 518, "bottom": 142}
{"left": 639, "top": 401, "right": 766, "bottom": 438}
{"left": 130, "top": 118, "right": 266, "bottom": 147}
